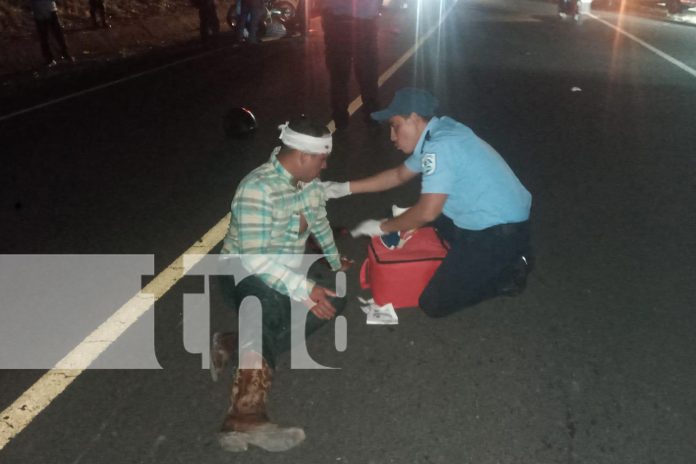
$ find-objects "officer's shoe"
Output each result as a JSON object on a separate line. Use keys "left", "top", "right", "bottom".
{"left": 496, "top": 255, "right": 532, "bottom": 297}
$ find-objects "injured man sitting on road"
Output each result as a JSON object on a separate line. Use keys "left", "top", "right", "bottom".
{"left": 211, "top": 116, "right": 350, "bottom": 452}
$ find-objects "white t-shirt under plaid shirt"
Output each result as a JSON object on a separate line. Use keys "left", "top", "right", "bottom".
{"left": 221, "top": 148, "right": 341, "bottom": 301}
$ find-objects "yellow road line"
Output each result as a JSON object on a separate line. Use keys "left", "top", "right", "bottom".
{"left": 0, "top": 215, "right": 229, "bottom": 449}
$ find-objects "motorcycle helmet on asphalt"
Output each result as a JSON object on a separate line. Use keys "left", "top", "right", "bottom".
{"left": 265, "top": 20, "right": 287, "bottom": 39}
{"left": 224, "top": 107, "right": 257, "bottom": 138}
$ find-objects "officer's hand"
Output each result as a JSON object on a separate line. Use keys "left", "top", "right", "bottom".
{"left": 350, "top": 219, "right": 384, "bottom": 238}
{"left": 306, "top": 285, "right": 337, "bottom": 320}
{"left": 319, "top": 181, "right": 351, "bottom": 200}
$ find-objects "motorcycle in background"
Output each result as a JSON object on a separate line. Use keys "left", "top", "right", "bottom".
{"left": 226, "top": 0, "right": 304, "bottom": 40}
{"left": 557, "top": 0, "right": 591, "bottom": 22}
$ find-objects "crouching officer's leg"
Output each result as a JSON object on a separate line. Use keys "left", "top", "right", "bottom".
{"left": 419, "top": 222, "right": 530, "bottom": 318}
{"left": 418, "top": 236, "right": 503, "bottom": 318}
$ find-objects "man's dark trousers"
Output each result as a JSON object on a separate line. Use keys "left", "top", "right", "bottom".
{"left": 35, "top": 12, "right": 70, "bottom": 62}
{"left": 219, "top": 274, "right": 346, "bottom": 369}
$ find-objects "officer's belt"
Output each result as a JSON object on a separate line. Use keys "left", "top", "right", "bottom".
{"left": 452, "top": 220, "right": 529, "bottom": 242}
{"left": 494, "top": 221, "right": 529, "bottom": 236}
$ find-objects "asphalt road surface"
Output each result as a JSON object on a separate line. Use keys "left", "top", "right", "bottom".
{"left": 1, "top": 0, "right": 695, "bottom": 462}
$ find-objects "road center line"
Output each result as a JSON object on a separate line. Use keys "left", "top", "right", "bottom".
{"left": 589, "top": 12, "right": 696, "bottom": 78}
{"left": 0, "top": 3, "right": 456, "bottom": 451}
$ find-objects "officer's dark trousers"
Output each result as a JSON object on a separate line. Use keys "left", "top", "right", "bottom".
{"left": 419, "top": 215, "right": 530, "bottom": 318}
{"left": 35, "top": 13, "right": 70, "bottom": 62}
{"left": 321, "top": 12, "right": 379, "bottom": 127}
{"left": 220, "top": 274, "right": 346, "bottom": 369}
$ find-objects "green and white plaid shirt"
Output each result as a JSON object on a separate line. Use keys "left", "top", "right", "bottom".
{"left": 221, "top": 148, "right": 341, "bottom": 301}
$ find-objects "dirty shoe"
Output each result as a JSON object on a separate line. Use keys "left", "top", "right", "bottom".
{"left": 219, "top": 356, "right": 305, "bottom": 452}
{"left": 244, "top": 423, "right": 305, "bottom": 452}
{"left": 218, "top": 424, "right": 305, "bottom": 452}
{"left": 217, "top": 431, "right": 248, "bottom": 452}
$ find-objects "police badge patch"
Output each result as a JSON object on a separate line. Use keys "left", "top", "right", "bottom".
{"left": 422, "top": 153, "right": 437, "bottom": 176}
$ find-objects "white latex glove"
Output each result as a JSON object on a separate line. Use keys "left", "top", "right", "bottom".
{"left": 350, "top": 219, "right": 385, "bottom": 238}
{"left": 319, "top": 181, "right": 351, "bottom": 199}
{"left": 391, "top": 204, "right": 410, "bottom": 217}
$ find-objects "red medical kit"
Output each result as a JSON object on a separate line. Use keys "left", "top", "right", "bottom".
{"left": 359, "top": 227, "right": 449, "bottom": 309}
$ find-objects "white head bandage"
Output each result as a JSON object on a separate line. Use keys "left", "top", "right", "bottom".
{"left": 278, "top": 121, "right": 332, "bottom": 155}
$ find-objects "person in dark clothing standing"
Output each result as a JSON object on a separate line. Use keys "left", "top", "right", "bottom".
{"left": 89, "top": 0, "right": 110, "bottom": 28}
{"left": 321, "top": 0, "right": 380, "bottom": 130}
{"left": 236, "top": 0, "right": 266, "bottom": 44}
{"left": 30, "top": 0, "right": 73, "bottom": 67}
{"left": 194, "top": 0, "right": 221, "bottom": 44}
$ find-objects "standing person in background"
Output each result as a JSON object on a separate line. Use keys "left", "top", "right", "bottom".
{"left": 193, "top": 0, "right": 221, "bottom": 44}
{"left": 321, "top": 0, "right": 380, "bottom": 130}
{"left": 30, "top": 0, "right": 73, "bottom": 67}
{"left": 89, "top": 0, "right": 110, "bottom": 28}
{"left": 238, "top": 0, "right": 266, "bottom": 44}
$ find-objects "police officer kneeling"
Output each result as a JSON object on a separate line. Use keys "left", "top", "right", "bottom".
{"left": 322, "top": 88, "right": 532, "bottom": 318}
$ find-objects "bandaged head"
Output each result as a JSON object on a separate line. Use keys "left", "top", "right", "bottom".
{"left": 278, "top": 121, "right": 332, "bottom": 155}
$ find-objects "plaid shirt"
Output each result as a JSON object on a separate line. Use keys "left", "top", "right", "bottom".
{"left": 221, "top": 148, "right": 341, "bottom": 301}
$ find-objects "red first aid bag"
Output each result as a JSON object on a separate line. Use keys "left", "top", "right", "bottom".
{"left": 359, "top": 227, "right": 449, "bottom": 309}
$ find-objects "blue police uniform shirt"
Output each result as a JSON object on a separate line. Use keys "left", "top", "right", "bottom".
{"left": 404, "top": 116, "right": 532, "bottom": 231}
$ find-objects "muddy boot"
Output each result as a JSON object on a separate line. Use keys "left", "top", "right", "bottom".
{"left": 218, "top": 358, "right": 305, "bottom": 452}
{"left": 210, "top": 332, "right": 238, "bottom": 382}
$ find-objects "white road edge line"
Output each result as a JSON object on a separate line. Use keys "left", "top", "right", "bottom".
{"left": 0, "top": 2, "right": 456, "bottom": 451}
{"left": 589, "top": 12, "right": 696, "bottom": 78}
{"left": 0, "top": 47, "right": 224, "bottom": 123}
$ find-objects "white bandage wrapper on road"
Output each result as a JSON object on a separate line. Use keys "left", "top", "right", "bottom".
{"left": 358, "top": 297, "right": 398, "bottom": 325}
{"left": 278, "top": 121, "right": 332, "bottom": 155}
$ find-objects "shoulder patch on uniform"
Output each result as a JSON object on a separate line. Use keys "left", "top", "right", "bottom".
{"left": 422, "top": 153, "right": 437, "bottom": 176}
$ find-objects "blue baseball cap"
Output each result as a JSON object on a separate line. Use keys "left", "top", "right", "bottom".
{"left": 371, "top": 88, "right": 438, "bottom": 121}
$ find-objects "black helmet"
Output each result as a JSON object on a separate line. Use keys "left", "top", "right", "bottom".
{"left": 265, "top": 20, "right": 287, "bottom": 39}
{"left": 224, "top": 107, "right": 257, "bottom": 138}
